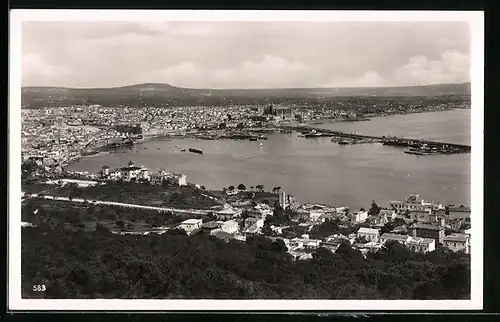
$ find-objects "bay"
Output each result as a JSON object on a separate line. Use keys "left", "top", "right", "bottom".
{"left": 67, "top": 109, "right": 471, "bottom": 209}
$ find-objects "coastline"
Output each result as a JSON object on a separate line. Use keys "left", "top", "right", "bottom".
{"left": 64, "top": 108, "right": 469, "bottom": 167}
{"left": 304, "top": 107, "right": 465, "bottom": 126}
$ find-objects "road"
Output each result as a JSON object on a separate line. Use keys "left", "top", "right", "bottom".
{"left": 27, "top": 194, "right": 211, "bottom": 216}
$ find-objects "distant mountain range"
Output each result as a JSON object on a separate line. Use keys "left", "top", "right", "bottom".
{"left": 21, "top": 82, "right": 471, "bottom": 108}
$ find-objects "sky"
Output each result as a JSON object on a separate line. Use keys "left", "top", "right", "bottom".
{"left": 21, "top": 21, "right": 471, "bottom": 89}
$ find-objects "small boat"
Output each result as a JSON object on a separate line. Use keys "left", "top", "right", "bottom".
{"left": 260, "top": 142, "right": 263, "bottom": 146}
{"left": 338, "top": 141, "right": 349, "bottom": 145}
{"left": 249, "top": 137, "right": 258, "bottom": 141}
{"left": 180, "top": 149, "right": 186, "bottom": 152}
{"left": 189, "top": 148, "right": 203, "bottom": 154}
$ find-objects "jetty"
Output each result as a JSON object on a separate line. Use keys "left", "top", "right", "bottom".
{"left": 283, "top": 125, "right": 471, "bottom": 154}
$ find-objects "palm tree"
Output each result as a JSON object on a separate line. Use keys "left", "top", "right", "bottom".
{"left": 276, "top": 186, "right": 281, "bottom": 194}
{"left": 237, "top": 184, "right": 246, "bottom": 191}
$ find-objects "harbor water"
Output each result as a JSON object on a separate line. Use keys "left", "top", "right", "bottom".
{"left": 67, "top": 109, "right": 471, "bottom": 209}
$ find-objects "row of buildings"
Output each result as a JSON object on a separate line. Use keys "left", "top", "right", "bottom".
{"left": 99, "top": 162, "right": 187, "bottom": 186}
{"left": 169, "top": 191, "right": 471, "bottom": 260}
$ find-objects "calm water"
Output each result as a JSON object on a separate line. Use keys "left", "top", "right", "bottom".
{"left": 68, "top": 110, "right": 471, "bottom": 209}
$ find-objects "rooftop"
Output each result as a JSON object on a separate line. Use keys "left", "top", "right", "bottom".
{"left": 202, "top": 221, "right": 222, "bottom": 229}
{"left": 381, "top": 233, "right": 411, "bottom": 242}
{"left": 443, "top": 233, "right": 467, "bottom": 243}
{"left": 407, "top": 237, "right": 435, "bottom": 246}
{"left": 213, "top": 231, "right": 233, "bottom": 241}
{"left": 448, "top": 206, "right": 471, "bottom": 212}
{"left": 357, "top": 227, "right": 380, "bottom": 235}
{"left": 181, "top": 219, "right": 202, "bottom": 225}
{"left": 409, "top": 223, "right": 444, "bottom": 231}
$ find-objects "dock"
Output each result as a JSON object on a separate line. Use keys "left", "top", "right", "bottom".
{"left": 285, "top": 125, "right": 471, "bottom": 154}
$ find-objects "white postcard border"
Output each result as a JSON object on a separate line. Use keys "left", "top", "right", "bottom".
{"left": 8, "top": 9, "right": 484, "bottom": 311}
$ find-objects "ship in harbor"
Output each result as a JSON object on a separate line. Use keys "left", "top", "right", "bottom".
{"left": 189, "top": 148, "right": 203, "bottom": 154}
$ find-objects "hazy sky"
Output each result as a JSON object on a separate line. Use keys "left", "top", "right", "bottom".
{"left": 21, "top": 21, "right": 471, "bottom": 89}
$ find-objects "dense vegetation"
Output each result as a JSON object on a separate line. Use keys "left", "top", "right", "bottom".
{"left": 22, "top": 222, "right": 470, "bottom": 300}
{"left": 22, "top": 199, "right": 191, "bottom": 232}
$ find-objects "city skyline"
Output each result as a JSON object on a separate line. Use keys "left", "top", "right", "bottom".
{"left": 22, "top": 21, "right": 470, "bottom": 89}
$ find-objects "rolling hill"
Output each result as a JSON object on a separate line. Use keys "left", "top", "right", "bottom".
{"left": 21, "top": 82, "right": 471, "bottom": 108}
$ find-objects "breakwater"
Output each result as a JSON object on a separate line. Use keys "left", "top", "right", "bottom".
{"left": 288, "top": 125, "right": 471, "bottom": 154}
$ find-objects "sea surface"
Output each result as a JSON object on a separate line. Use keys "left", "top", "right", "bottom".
{"left": 67, "top": 109, "right": 471, "bottom": 209}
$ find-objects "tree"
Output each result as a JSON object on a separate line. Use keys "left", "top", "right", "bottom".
{"left": 368, "top": 201, "right": 381, "bottom": 217}
{"left": 355, "top": 236, "right": 369, "bottom": 244}
{"left": 261, "top": 224, "right": 274, "bottom": 236}
{"left": 237, "top": 184, "right": 246, "bottom": 191}
{"left": 200, "top": 186, "right": 206, "bottom": 190}
{"left": 255, "top": 185, "right": 264, "bottom": 192}
{"left": 228, "top": 186, "right": 235, "bottom": 191}
{"left": 250, "top": 186, "right": 254, "bottom": 191}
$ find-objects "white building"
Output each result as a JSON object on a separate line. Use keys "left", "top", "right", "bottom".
{"left": 357, "top": 227, "right": 380, "bottom": 242}
{"left": 110, "top": 170, "right": 122, "bottom": 180}
{"left": 178, "top": 219, "right": 202, "bottom": 233}
{"left": 137, "top": 168, "right": 149, "bottom": 181}
{"left": 406, "top": 237, "right": 435, "bottom": 253}
{"left": 379, "top": 233, "right": 412, "bottom": 245}
{"left": 221, "top": 220, "right": 239, "bottom": 234}
{"left": 120, "top": 162, "right": 143, "bottom": 181}
{"left": 352, "top": 210, "right": 368, "bottom": 223}
{"left": 443, "top": 233, "right": 470, "bottom": 254}
{"left": 216, "top": 207, "right": 243, "bottom": 220}
{"left": 149, "top": 172, "right": 164, "bottom": 185}
{"left": 389, "top": 194, "right": 443, "bottom": 214}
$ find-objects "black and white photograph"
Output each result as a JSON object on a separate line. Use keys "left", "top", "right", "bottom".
{"left": 9, "top": 10, "right": 484, "bottom": 311}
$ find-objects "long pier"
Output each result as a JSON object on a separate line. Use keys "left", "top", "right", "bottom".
{"left": 284, "top": 125, "right": 471, "bottom": 154}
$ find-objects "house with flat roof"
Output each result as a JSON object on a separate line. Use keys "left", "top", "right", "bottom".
{"left": 357, "top": 227, "right": 380, "bottom": 242}
{"left": 380, "top": 233, "right": 412, "bottom": 245}
{"left": 221, "top": 220, "right": 239, "bottom": 234}
{"left": 216, "top": 207, "right": 243, "bottom": 220}
{"left": 178, "top": 218, "right": 202, "bottom": 234}
{"left": 408, "top": 223, "right": 445, "bottom": 245}
{"left": 407, "top": 237, "right": 435, "bottom": 253}
{"left": 443, "top": 233, "right": 469, "bottom": 254}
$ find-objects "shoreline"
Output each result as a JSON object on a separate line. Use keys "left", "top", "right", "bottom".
{"left": 304, "top": 107, "right": 466, "bottom": 126}
{"left": 64, "top": 108, "right": 469, "bottom": 167}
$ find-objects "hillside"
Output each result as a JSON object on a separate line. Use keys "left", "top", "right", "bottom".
{"left": 21, "top": 82, "right": 471, "bottom": 108}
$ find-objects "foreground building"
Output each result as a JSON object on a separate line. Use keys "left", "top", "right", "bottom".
{"left": 408, "top": 223, "right": 445, "bottom": 245}
{"left": 357, "top": 227, "right": 380, "bottom": 242}
{"left": 443, "top": 233, "right": 470, "bottom": 254}
{"left": 406, "top": 237, "right": 436, "bottom": 253}
{"left": 178, "top": 219, "right": 203, "bottom": 234}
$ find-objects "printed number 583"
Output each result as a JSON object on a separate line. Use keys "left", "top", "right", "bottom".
{"left": 33, "top": 285, "right": 46, "bottom": 292}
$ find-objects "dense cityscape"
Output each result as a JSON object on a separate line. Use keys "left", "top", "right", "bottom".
{"left": 21, "top": 88, "right": 472, "bottom": 300}
{"left": 18, "top": 18, "right": 475, "bottom": 303}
